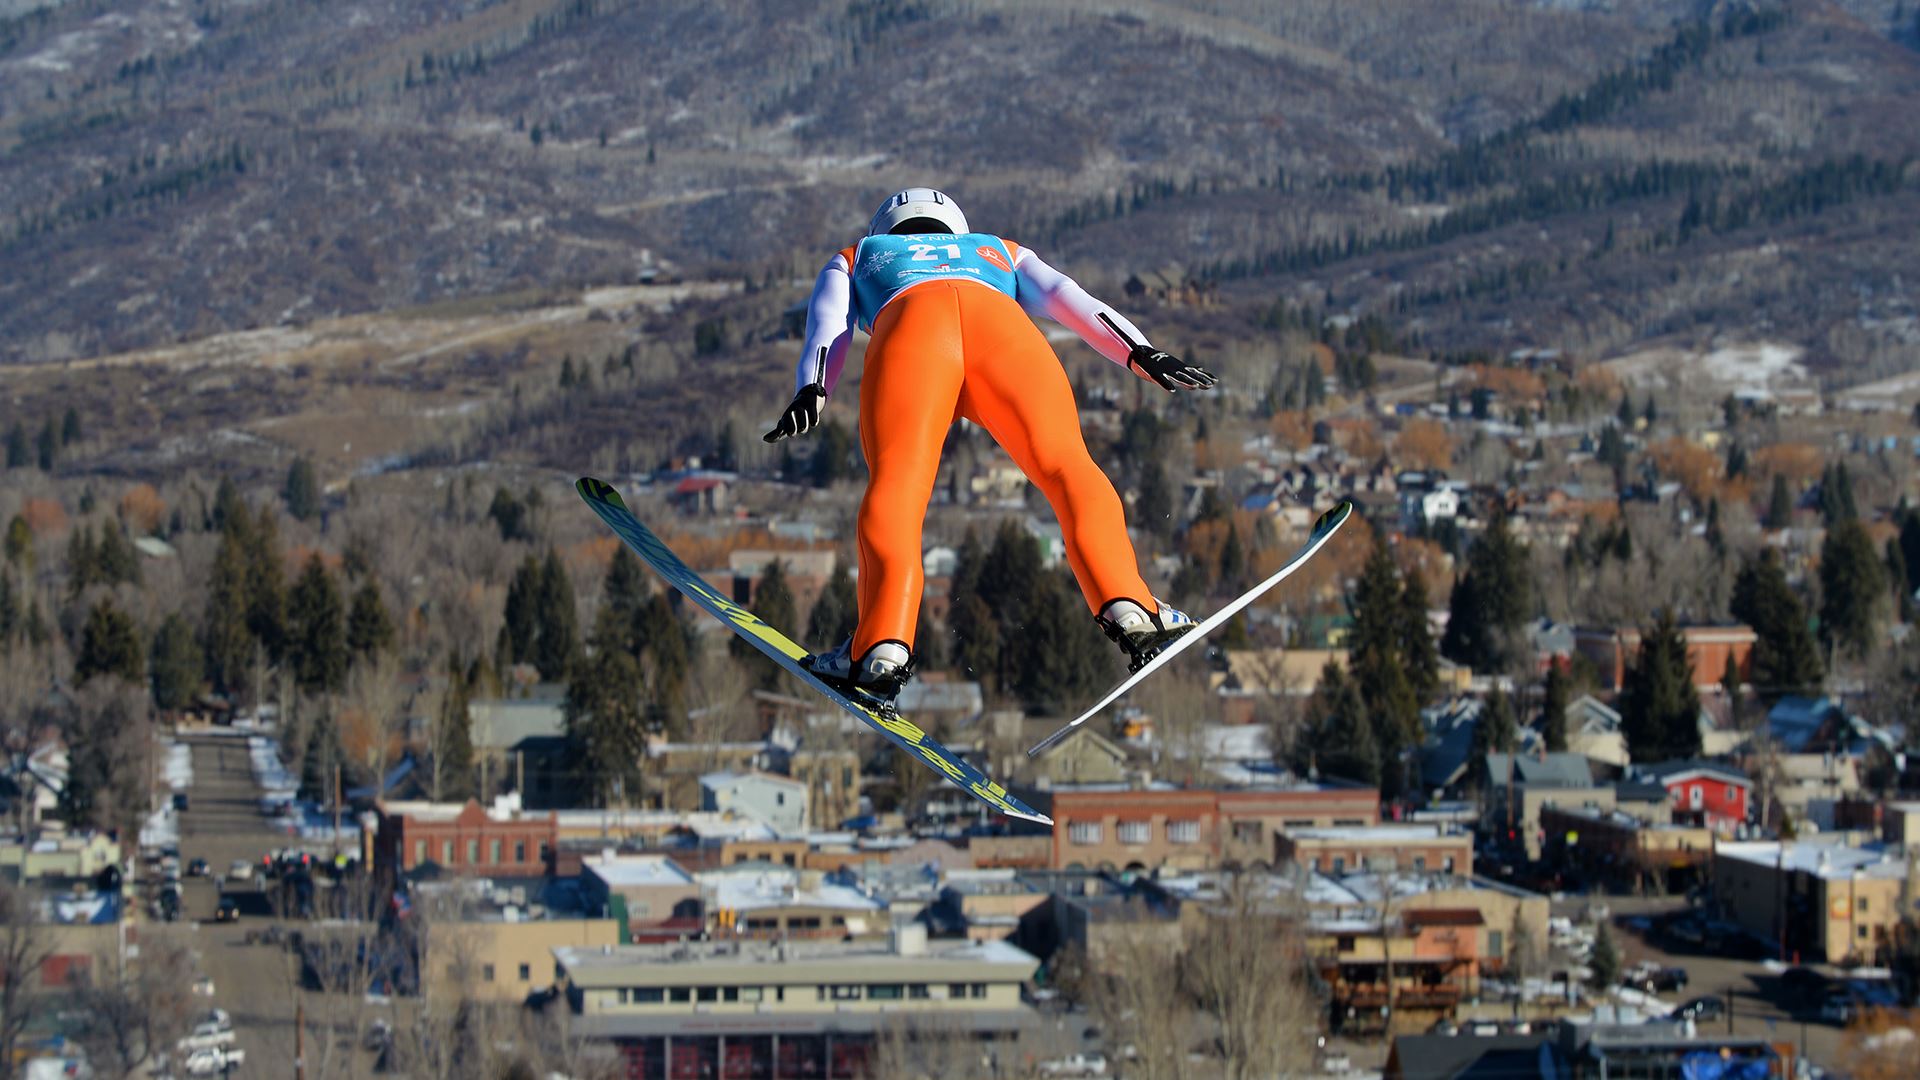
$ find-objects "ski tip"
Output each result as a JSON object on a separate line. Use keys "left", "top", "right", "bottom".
{"left": 1315, "top": 498, "right": 1355, "bottom": 534}
{"left": 576, "top": 476, "right": 623, "bottom": 505}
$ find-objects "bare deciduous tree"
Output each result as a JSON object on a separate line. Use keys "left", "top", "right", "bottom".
{"left": 0, "top": 880, "right": 56, "bottom": 1080}
{"left": 71, "top": 928, "right": 197, "bottom": 1079}
{"left": 1182, "top": 875, "right": 1321, "bottom": 1080}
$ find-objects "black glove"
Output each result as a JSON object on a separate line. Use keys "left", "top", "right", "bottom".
{"left": 1128, "top": 343, "right": 1218, "bottom": 392}
{"left": 764, "top": 384, "right": 827, "bottom": 442}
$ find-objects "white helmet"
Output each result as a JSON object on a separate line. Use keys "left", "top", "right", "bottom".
{"left": 867, "top": 187, "right": 968, "bottom": 236}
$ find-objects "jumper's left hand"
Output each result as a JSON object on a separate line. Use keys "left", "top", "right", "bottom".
{"left": 1128, "top": 344, "right": 1217, "bottom": 392}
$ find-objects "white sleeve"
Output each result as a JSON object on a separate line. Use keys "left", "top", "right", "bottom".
{"left": 796, "top": 254, "right": 855, "bottom": 396}
{"left": 1011, "top": 246, "right": 1152, "bottom": 368}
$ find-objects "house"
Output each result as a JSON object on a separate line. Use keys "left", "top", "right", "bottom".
{"left": 700, "top": 771, "right": 808, "bottom": 834}
{"left": 1527, "top": 620, "right": 1576, "bottom": 676}
{"left": 1482, "top": 753, "right": 1614, "bottom": 861}
{"left": 1417, "top": 698, "right": 1483, "bottom": 793}
{"left": 1632, "top": 760, "right": 1752, "bottom": 830}
{"left": 669, "top": 474, "right": 732, "bottom": 515}
{"left": 1561, "top": 695, "right": 1629, "bottom": 769}
{"left": 1766, "top": 697, "right": 1850, "bottom": 753}
{"left": 1398, "top": 486, "right": 1459, "bottom": 527}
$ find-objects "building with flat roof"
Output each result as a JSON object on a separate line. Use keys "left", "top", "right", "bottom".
{"left": 372, "top": 795, "right": 558, "bottom": 878}
{"left": 1539, "top": 804, "right": 1714, "bottom": 894}
{"left": 699, "top": 866, "right": 886, "bottom": 940}
{"left": 581, "top": 853, "right": 701, "bottom": 932}
{"left": 1713, "top": 840, "right": 1916, "bottom": 964}
{"left": 1274, "top": 824, "right": 1473, "bottom": 878}
{"left": 553, "top": 931, "right": 1041, "bottom": 1078}
{"left": 1573, "top": 623, "right": 1755, "bottom": 691}
{"left": 1046, "top": 782, "right": 1380, "bottom": 873}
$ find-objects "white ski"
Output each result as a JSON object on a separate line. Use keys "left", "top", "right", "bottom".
{"left": 1026, "top": 499, "right": 1355, "bottom": 758}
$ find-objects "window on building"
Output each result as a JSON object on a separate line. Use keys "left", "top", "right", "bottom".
{"left": 482, "top": 964, "right": 495, "bottom": 982}
{"left": 617, "top": 988, "right": 629, "bottom": 1004}
{"left": 1283, "top": 819, "right": 1316, "bottom": 829}
{"left": 1443, "top": 857, "right": 1456, "bottom": 873}
{"left": 1331, "top": 857, "right": 1346, "bottom": 875}
{"left": 515, "top": 840, "right": 526, "bottom": 863}
{"left": 868, "top": 984, "right": 904, "bottom": 1000}
{"left": 518, "top": 964, "right": 530, "bottom": 981}
{"left": 466, "top": 839, "right": 479, "bottom": 864}
{"left": 1858, "top": 926, "right": 1869, "bottom": 940}
{"left": 1333, "top": 819, "right": 1367, "bottom": 827}
{"left": 1488, "top": 930, "right": 1504, "bottom": 957}
{"left": 1068, "top": 822, "right": 1102, "bottom": 845}
{"left": 1336, "top": 936, "right": 1356, "bottom": 952}
{"left": 740, "top": 987, "right": 763, "bottom": 1003}
{"left": 441, "top": 840, "right": 453, "bottom": 865}
{"left": 776, "top": 987, "right": 785, "bottom": 1002}
{"left": 830, "top": 985, "right": 861, "bottom": 1001}
{"left": 1117, "top": 821, "right": 1149, "bottom": 845}
{"left": 413, "top": 840, "right": 426, "bottom": 865}
{"left": 696, "top": 986, "right": 718, "bottom": 1002}
{"left": 1412, "top": 856, "right": 1427, "bottom": 873}
{"left": 777, "top": 792, "right": 786, "bottom": 806}
{"left": 842, "top": 767, "right": 853, "bottom": 790}
{"left": 792, "top": 917, "right": 821, "bottom": 930}
{"left": 1726, "top": 784, "right": 1737, "bottom": 801}
{"left": 949, "top": 983, "right": 968, "bottom": 998}
{"left": 489, "top": 839, "right": 502, "bottom": 864}
{"left": 1168, "top": 820, "right": 1199, "bottom": 844}
{"left": 1232, "top": 821, "right": 1262, "bottom": 844}
{"left": 633, "top": 988, "right": 663, "bottom": 1003}
{"left": 1858, "top": 898, "right": 1870, "bottom": 913}
{"left": 909, "top": 985, "right": 930, "bottom": 999}
{"left": 669, "top": 988, "right": 691, "bottom": 1003}
{"left": 970, "top": 984, "right": 987, "bottom": 999}
{"left": 539, "top": 842, "right": 551, "bottom": 864}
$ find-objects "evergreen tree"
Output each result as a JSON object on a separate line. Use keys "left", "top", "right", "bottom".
{"left": 731, "top": 559, "right": 796, "bottom": 688}
{"left": 1619, "top": 611, "right": 1701, "bottom": 762}
{"left": 804, "top": 562, "right": 858, "bottom": 648}
{"left": 564, "top": 610, "right": 647, "bottom": 806}
{"left": 1441, "top": 511, "right": 1531, "bottom": 672}
{"left": 283, "top": 457, "right": 321, "bottom": 521}
{"left": 1818, "top": 462, "right": 1858, "bottom": 526}
{"left": 1013, "top": 572, "right": 1113, "bottom": 715}
{"left": 288, "top": 554, "right": 348, "bottom": 694}
{"left": 35, "top": 419, "right": 55, "bottom": 471}
{"left": 1136, "top": 462, "right": 1174, "bottom": 539}
{"left": 1301, "top": 662, "right": 1377, "bottom": 786}
{"left": 5, "top": 424, "right": 27, "bottom": 468}
{"left": 502, "top": 556, "right": 541, "bottom": 666}
{"left": 1399, "top": 570, "right": 1440, "bottom": 704}
{"left": 150, "top": 613, "right": 204, "bottom": 710}
{"left": 1731, "top": 551, "right": 1823, "bottom": 699}
{"left": 346, "top": 580, "right": 394, "bottom": 658}
{"left": 64, "top": 524, "right": 96, "bottom": 592}
{"left": 488, "top": 487, "right": 533, "bottom": 542}
{"left": 210, "top": 476, "right": 247, "bottom": 534}
{"left": 75, "top": 598, "right": 144, "bottom": 685}
{"left": 1766, "top": 474, "right": 1794, "bottom": 529}
{"left": 534, "top": 549, "right": 579, "bottom": 681}
{"left": 60, "top": 406, "right": 80, "bottom": 446}
{"left": 93, "top": 524, "right": 139, "bottom": 586}
{"left": 1901, "top": 512, "right": 1920, "bottom": 601}
{"left": 1819, "top": 518, "right": 1884, "bottom": 660}
{"left": 202, "top": 529, "right": 254, "bottom": 696}
{"left": 1350, "top": 541, "right": 1420, "bottom": 796}
{"left": 1588, "top": 923, "right": 1621, "bottom": 991}
{"left": 1218, "top": 523, "right": 1247, "bottom": 593}
{"left": 1543, "top": 665, "right": 1570, "bottom": 752}
{"left": 243, "top": 506, "right": 287, "bottom": 661}
{"left": 433, "top": 658, "right": 475, "bottom": 803}
{"left": 1471, "top": 686, "right": 1518, "bottom": 762}
{"left": 603, "top": 545, "right": 647, "bottom": 632}
{"left": 0, "top": 573, "right": 15, "bottom": 647}
{"left": 1887, "top": 538, "right": 1913, "bottom": 623}
{"left": 4, "top": 514, "right": 30, "bottom": 568}
{"left": 810, "top": 422, "right": 856, "bottom": 488}
{"left": 635, "top": 593, "right": 690, "bottom": 721}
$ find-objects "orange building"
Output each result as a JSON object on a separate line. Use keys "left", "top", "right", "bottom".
{"left": 1573, "top": 624, "right": 1755, "bottom": 691}
{"left": 1310, "top": 908, "right": 1484, "bottom": 1035}
{"left": 1049, "top": 783, "right": 1380, "bottom": 873}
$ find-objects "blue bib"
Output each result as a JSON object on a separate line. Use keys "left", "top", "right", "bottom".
{"left": 848, "top": 232, "right": 1018, "bottom": 331}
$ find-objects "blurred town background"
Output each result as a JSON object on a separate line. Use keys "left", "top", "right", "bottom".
{"left": 3, "top": 1, "right": 1920, "bottom": 1078}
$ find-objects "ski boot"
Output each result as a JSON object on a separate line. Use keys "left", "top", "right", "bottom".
{"left": 805, "top": 638, "right": 916, "bottom": 713}
{"left": 1096, "top": 597, "right": 1196, "bottom": 673}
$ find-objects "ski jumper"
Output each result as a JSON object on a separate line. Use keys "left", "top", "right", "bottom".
{"left": 792, "top": 232, "right": 1160, "bottom": 660}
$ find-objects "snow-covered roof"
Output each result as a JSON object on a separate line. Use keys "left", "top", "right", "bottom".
{"left": 584, "top": 854, "right": 695, "bottom": 888}
{"left": 698, "top": 868, "right": 883, "bottom": 914}
{"left": 1716, "top": 840, "right": 1908, "bottom": 881}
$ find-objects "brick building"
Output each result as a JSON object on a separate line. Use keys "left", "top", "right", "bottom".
{"left": 1048, "top": 783, "right": 1380, "bottom": 873}
{"left": 1276, "top": 824, "right": 1474, "bottom": 877}
{"left": 372, "top": 796, "right": 559, "bottom": 878}
{"left": 1573, "top": 624, "right": 1756, "bottom": 691}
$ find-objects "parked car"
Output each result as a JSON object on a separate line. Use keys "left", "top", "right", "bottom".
{"left": 183, "top": 1046, "right": 243, "bottom": 1077}
{"left": 1668, "top": 996, "right": 1726, "bottom": 1023}
{"left": 172, "top": 792, "right": 190, "bottom": 811}
{"left": 1038, "top": 1052, "right": 1107, "bottom": 1078}
{"left": 191, "top": 975, "right": 216, "bottom": 997}
{"left": 1819, "top": 988, "right": 1859, "bottom": 1026}
{"left": 1623, "top": 961, "right": 1689, "bottom": 993}
{"left": 215, "top": 895, "right": 241, "bottom": 923}
{"left": 227, "top": 859, "right": 254, "bottom": 882}
{"left": 186, "top": 858, "right": 210, "bottom": 878}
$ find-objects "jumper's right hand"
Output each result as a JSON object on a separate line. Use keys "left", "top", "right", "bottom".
{"left": 1128, "top": 344, "right": 1217, "bottom": 392}
{"left": 764, "top": 384, "right": 828, "bottom": 442}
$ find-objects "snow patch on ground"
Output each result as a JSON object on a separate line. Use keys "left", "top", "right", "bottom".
{"left": 1604, "top": 340, "right": 1807, "bottom": 395}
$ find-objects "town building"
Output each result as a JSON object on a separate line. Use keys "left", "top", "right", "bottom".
{"left": 1560, "top": 695, "right": 1629, "bottom": 769}
{"left": 581, "top": 853, "right": 701, "bottom": 931}
{"left": 1481, "top": 753, "right": 1614, "bottom": 861}
{"left": 1275, "top": 824, "right": 1474, "bottom": 878}
{"left": 371, "top": 795, "right": 559, "bottom": 878}
{"left": 1572, "top": 624, "right": 1755, "bottom": 691}
{"left": 1633, "top": 759, "right": 1752, "bottom": 830}
{"left": 700, "top": 771, "right": 808, "bottom": 833}
{"left": 553, "top": 930, "right": 1041, "bottom": 1078}
{"left": 0, "top": 830, "right": 119, "bottom": 883}
{"left": 1306, "top": 906, "right": 1484, "bottom": 1036}
{"left": 1713, "top": 840, "right": 1915, "bottom": 964}
{"left": 1046, "top": 782, "right": 1380, "bottom": 873}
{"left": 788, "top": 747, "right": 863, "bottom": 831}
{"left": 698, "top": 865, "right": 886, "bottom": 940}
{"left": 1539, "top": 805, "right": 1714, "bottom": 894}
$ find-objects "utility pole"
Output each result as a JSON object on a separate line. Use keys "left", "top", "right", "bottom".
{"left": 332, "top": 764, "right": 342, "bottom": 863}
{"left": 294, "top": 996, "right": 306, "bottom": 1080}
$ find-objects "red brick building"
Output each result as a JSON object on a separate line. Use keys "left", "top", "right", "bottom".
{"left": 373, "top": 798, "right": 560, "bottom": 878}
{"left": 1573, "top": 624, "right": 1756, "bottom": 691}
{"left": 1048, "top": 783, "right": 1380, "bottom": 873}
